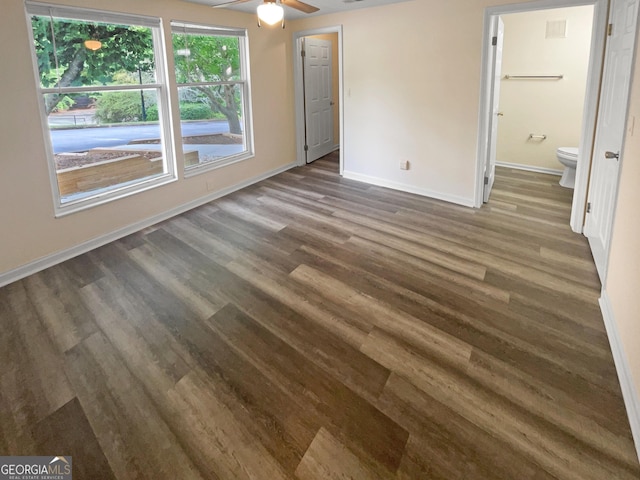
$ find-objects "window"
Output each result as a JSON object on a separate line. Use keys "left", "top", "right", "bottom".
{"left": 171, "top": 22, "right": 253, "bottom": 174}
{"left": 26, "top": 3, "right": 175, "bottom": 214}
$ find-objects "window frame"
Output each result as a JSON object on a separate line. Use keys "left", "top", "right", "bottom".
{"left": 25, "top": 2, "right": 177, "bottom": 217}
{"left": 170, "top": 21, "right": 255, "bottom": 177}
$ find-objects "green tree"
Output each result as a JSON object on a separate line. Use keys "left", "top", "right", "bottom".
{"left": 30, "top": 16, "right": 154, "bottom": 114}
{"left": 173, "top": 34, "right": 243, "bottom": 134}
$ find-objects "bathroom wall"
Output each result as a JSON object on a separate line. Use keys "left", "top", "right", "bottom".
{"left": 496, "top": 6, "right": 594, "bottom": 172}
{"left": 308, "top": 33, "right": 340, "bottom": 148}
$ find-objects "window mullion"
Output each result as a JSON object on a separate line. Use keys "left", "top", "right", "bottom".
{"left": 176, "top": 81, "right": 244, "bottom": 89}
{"left": 41, "top": 83, "right": 163, "bottom": 95}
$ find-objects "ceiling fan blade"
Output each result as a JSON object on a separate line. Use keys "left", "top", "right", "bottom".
{"left": 211, "top": 0, "right": 252, "bottom": 8}
{"left": 281, "top": 0, "right": 319, "bottom": 14}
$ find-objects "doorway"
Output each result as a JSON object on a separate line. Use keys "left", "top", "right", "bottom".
{"left": 293, "top": 26, "right": 344, "bottom": 172}
{"left": 495, "top": 6, "right": 594, "bottom": 181}
{"left": 302, "top": 35, "right": 335, "bottom": 163}
{"left": 478, "top": 0, "right": 640, "bottom": 282}
{"left": 477, "top": 0, "right": 607, "bottom": 221}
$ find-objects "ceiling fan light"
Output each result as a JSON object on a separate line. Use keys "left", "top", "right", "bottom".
{"left": 84, "top": 39, "right": 102, "bottom": 51}
{"left": 257, "top": 3, "right": 284, "bottom": 25}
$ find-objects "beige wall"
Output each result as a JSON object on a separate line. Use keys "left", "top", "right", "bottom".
{"left": 497, "top": 6, "right": 594, "bottom": 171}
{"left": 308, "top": 33, "right": 340, "bottom": 147}
{"left": 292, "top": 0, "right": 518, "bottom": 204}
{"left": 607, "top": 26, "right": 640, "bottom": 415}
{"left": 0, "top": 0, "right": 295, "bottom": 274}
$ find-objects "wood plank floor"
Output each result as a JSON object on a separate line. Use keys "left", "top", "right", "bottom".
{"left": 1, "top": 152, "right": 639, "bottom": 479}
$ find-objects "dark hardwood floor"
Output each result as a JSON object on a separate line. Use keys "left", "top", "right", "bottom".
{"left": 1, "top": 152, "right": 639, "bottom": 479}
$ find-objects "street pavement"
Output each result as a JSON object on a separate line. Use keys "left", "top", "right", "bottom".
{"left": 50, "top": 120, "right": 232, "bottom": 153}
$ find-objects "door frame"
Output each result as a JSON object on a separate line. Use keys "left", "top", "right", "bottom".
{"left": 483, "top": 16, "right": 505, "bottom": 203}
{"left": 293, "top": 26, "right": 344, "bottom": 173}
{"left": 474, "top": 0, "right": 609, "bottom": 235}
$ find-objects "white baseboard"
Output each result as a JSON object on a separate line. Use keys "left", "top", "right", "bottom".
{"left": 0, "top": 161, "right": 297, "bottom": 288}
{"left": 600, "top": 289, "right": 640, "bottom": 463}
{"left": 342, "top": 170, "right": 475, "bottom": 208}
{"left": 496, "top": 161, "right": 563, "bottom": 176}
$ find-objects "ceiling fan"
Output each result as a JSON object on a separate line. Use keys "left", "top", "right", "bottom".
{"left": 213, "top": 0, "right": 319, "bottom": 27}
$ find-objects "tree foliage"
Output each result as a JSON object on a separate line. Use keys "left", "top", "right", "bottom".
{"left": 30, "top": 15, "right": 245, "bottom": 133}
{"left": 172, "top": 33, "right": 243, "bottom": 134}
{"left": 31, "top": 16, "right": 154, "bottom": 113}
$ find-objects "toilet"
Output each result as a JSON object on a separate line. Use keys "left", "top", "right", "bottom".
{"left": 556, "top": 147, "right": 579, "bottom": 189}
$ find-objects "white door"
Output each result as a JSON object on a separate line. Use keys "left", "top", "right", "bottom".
{"left": 585, "top": 0, "right": 639, "bottom": 281}
{"left": 484, "top": 17, "right": 505, "bottom": 203}
{"left": 304, "top": 37, "right": 334, "bottom": 163}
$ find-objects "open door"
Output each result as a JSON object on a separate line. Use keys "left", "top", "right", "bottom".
{"left": 585, "top": 0, "right": 639, "bottom": 281}
{"left": 303, "top": 37, "right": 334, "bottom": 163}
{"left": 484, "top": 17, "right": 505, "bottom": 203}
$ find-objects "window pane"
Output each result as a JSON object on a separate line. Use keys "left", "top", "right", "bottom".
{"left": 177, "top": 85, "right": 246, "bottom": 167}
{"left": 31, "top": 15, "right": 156, "bottom": 89}
{"left": 46, "top": 89, "right": 167, "bottom": 203}
{"left": 172, "top": 33, "right": 241, "bottom": 83}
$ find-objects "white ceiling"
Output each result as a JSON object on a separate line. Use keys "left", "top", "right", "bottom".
{"left": 182, "top": 0, "right": 415, "bottom": 21}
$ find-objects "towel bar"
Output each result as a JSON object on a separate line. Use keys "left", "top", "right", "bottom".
{"left": 504, "top": 75, "right": 563, "bottom": 80}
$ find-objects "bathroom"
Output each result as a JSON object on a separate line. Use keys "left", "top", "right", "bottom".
{"left": 495, "top": 5, "right": 595, "bottom": 190}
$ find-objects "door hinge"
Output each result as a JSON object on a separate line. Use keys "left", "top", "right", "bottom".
{"left": 484, "top": 176, "right": 489, "bottom": 185}
{"left": 608, "top": 23, "right": 613, "bottom": 36}
{"left": 301, "top": 48, "right": 306, "bottom": 57}
{"left": 492, "top": 36, "right": 498, "bottom": 46}
{"left": 304, "top": 145, "right": 309, "bottom": 152}
{"left": 587, "top": 202, "right": 592, "bottom": 213}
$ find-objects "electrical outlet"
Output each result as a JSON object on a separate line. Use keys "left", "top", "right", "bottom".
{"left": 400, "top": 160, "right": 410, "bottom": 170}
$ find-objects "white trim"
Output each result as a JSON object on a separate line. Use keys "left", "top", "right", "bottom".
{"left": 0, "top": 161, "right": 297, "bottom": 288}
{"left": 599, "top": 290, "right": 640, "bottom": 463}
{"left": 571, "top": 0, "right": 610, "bottom": 233}
{"left": 342, "top": 170, "right": 475, "bottom": 208}
{"left": 474, "top": 0, "right": 608, "bottom": 236}
{"left": 24, "top": 8, "right": 179, "bottom": 217}
{"left": 26, "top": 1, "right": 160, "bottom": 26}
{"left": 496, "top": 161, "right": 563, "bottom": 176}
{"left": 170, "top": 20, "right": 246, "bottom": 37}
{"left": 293, "top": 26, "right": 344, "bottom": 175}
{"left": 172, "top": 25, "right": 255, "bottom": 178}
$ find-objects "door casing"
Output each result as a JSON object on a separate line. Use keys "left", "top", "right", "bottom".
{"left": 475, "top": 0, "right": 609, "bottom": 236}
{"left": 293, "top": 26, "right": 344, "bottom": 173}
{"left": 483, "top": 16, "right": 505, "bottom": 203}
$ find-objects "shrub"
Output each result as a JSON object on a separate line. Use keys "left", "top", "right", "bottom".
{"left": 180, "top": 103, "right": 215, "bottom": 120}
{"left": 52, "top": 95, "right": 75, "bottom": 112}
{"left": 95, "top": 91, "right": 154, "bottom": 123}
{"left": 146, "top": 105, "right": 159, "bottom": 121}
{"left": 146, "top": 103, "right": 218, "bottom": 122}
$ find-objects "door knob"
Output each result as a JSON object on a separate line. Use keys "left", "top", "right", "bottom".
{"left": 605, "top": 151, "right": 620, "bottom": 160}
{"left": 497, "top": 112, "right": 504, "bottom": 116}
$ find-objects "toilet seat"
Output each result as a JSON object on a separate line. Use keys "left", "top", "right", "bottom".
{"left": 557, "top": 147, "right": 579, "bottom": 161}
